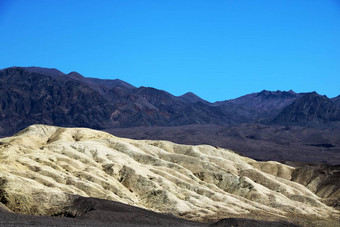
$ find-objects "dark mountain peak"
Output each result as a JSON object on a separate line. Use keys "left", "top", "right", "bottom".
{"left": 135, "top": 86, "right": 175, "bottom": 99}
{"left": 272, "top": 92, "right": 340, "bottom": 127}
{"left": 333, "top": 94, "right": 340, "bottom": 99}
{"left": 258, "top": 89, "right": 284, "bottom": 94}
{"left": 229, "top": 90, "right": 299, "bottom": 104}
{"left": 138, "top": 86, "right": 155, "bottom": 91}
{"left": 20, "top": 67, "right": 135, "bottom": 90}
{"left": 212, "top": 90, "right": 302, "bottom": 122}
{"left": 85, "top": 77, "right": 135, "bottom": 90}
{"left": 181, "top": 92, "right": 196, "bottom": 96}
{"left": 67, "top": 71, "right": 85, "bottom": 79}
{"left": 136, "top": 86, "right": 157, "bottom": 94}
{"left": 64, "top": 71, "right": 135, "bottom": 90}
{"left": 136, "top": 86, "right": 172, "bottom": 94}
{"left": 178, "top": 92, "right": 207, "bottom": 104}
{"left": 298, "top": 92, "right": 324, "bottom": 100}
{"left": 1, "top": 67, "right": 65, "bottom": 81}
{"left": 1, "top": 66, "right": 23, "bottom": 73}
{"left": 110, "top": 78, "right": 134, "bottom": 88}
{"left": 24, "top": 66, "right": 65, "bottom": 77}
{"left": 257, "top": 90, "right": 276, "bottom": 98}
{"left": 332, "top": 95, "right": 340, "bottom": 107}
{"left": 227, "top": 90, "right": 299, "bottom": 110}
{"left": 0, "top": 67, "right": 114, "bottom": 136}
{"left": 0, "top": 66, "right": 64, "bottom": 79}
{"left": 305, "top": 91, "right": 318, "bottom": 95}
{"left": 258, "top": 89, "right": 271, "bottom": 95}
{"left": 256, "top": 90, "right": 298, "bottom": 99}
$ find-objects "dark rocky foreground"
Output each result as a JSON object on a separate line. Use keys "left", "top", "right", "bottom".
{"left": 211, "top": 218, "right": 300, "bottom": 227}
{"left": 0, "top": 197, "right": 301, "bottom": 227}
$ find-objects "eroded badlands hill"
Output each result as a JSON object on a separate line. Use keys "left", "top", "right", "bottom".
{"left": 0, "top": 125, "right": 339, "bottom": 226}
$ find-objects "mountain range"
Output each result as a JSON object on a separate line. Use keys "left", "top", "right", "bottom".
{"left": 1, "top": 66, "right": 339, "bottom": 135}
{"left": 1, "top": 66, "right": 339, "bottom": 164}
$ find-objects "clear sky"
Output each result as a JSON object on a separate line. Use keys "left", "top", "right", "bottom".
{"left": 0, "top": 0, "right": 339, "bottom": 102}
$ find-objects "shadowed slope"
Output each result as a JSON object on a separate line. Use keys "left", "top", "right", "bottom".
{"left": 0, "top": 197, "right": 203, "bottom": 227}
{"left": 272, "top": 93, "right": 340, "bottom": 127}
{"left": 0, "top": 67, "right": 235, "bottom": 136}
{"left": 0, "top": 199, "right": 300, "bottom": 227}
{"left": 0, "top": 67, "right": 114, "bottom": 136}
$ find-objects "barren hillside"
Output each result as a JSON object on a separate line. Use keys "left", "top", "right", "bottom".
{"left": 0, "top": 125, "right": 339, "bottom": 226}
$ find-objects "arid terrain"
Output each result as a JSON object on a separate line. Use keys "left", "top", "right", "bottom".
{"left": 0, "top": 67, "right": 340, "bottom": 226}
{"left": 1, "top": 66, "right": 340, "bottom": 166}
{"left": 1, "top": 0, "right": 339, "bottom": 225}
{"left": 0, "top": 125, "right": 339, "bottom": 226}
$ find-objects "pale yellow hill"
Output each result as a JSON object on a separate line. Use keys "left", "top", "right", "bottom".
{"left": 0, "top": 125, "right": 338, "bottom": 226}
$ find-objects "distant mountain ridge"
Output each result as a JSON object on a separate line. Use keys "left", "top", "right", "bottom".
{"left": 0, "top": 67, "right": 233, "bottom": 136}
{"left": 25, "top": 66, "right": 135, "bottom": 89}
{"left": 0, "top": 66, "right": 339, "bottom": 137}
{"left": 214, "top": 90, "right": 302, "bottom": 122}
{"left": 24, "top": 66, "right": 65, "bottom": 77}
{"left": 332, "top": 95, "right": 340, "bottom": 107}
{"left": 272, "top": 92, "right": 340, "bottom": 127}
{"left": 178, "top": 92, "right": 210, "bottom": 104}
{"left": 227, "top": 89, "right": 299, "bottom": 112}
{"left": 0, "top": 67, "right": 114, "bottom": 136}
{"left": 25, "top": 66, "right": 136, "bottom": 99}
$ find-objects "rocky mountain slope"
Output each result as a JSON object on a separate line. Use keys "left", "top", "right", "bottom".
{"left": 0, "top": 67, "right": 114, "bottom": 136}
{"left": 0, "top": 67, "right": 236, "bottom": 136}
{"left": 25, "top": 66, "right": 136, "bottom": 90}
{"left": 1, "top": 66, "right": 339, "bottom": 136}
{"left": 0, "top": 125, "right": 339, "bottom": 226}
{"left": 1, "top": 66, "right": 339, "bottom": 165}
{"left": 272, "top": 92, "right": 340, "bottom": 127}
{"left": 332, "top": 95, "right": 340, "bottom": 107}
{"left": 179, "top": 92, "right": 210, "bottom": 104}
{"left": 214, "top": 90, "right": 301, "bottom": 122}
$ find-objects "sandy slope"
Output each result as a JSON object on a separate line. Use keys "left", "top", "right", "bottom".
{"left": 0, "top": 125, "right": 338, "bottom": 226}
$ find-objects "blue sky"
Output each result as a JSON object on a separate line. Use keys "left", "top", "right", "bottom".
{"left": 0, "top": 0, "right": 339, "bottom": 102}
